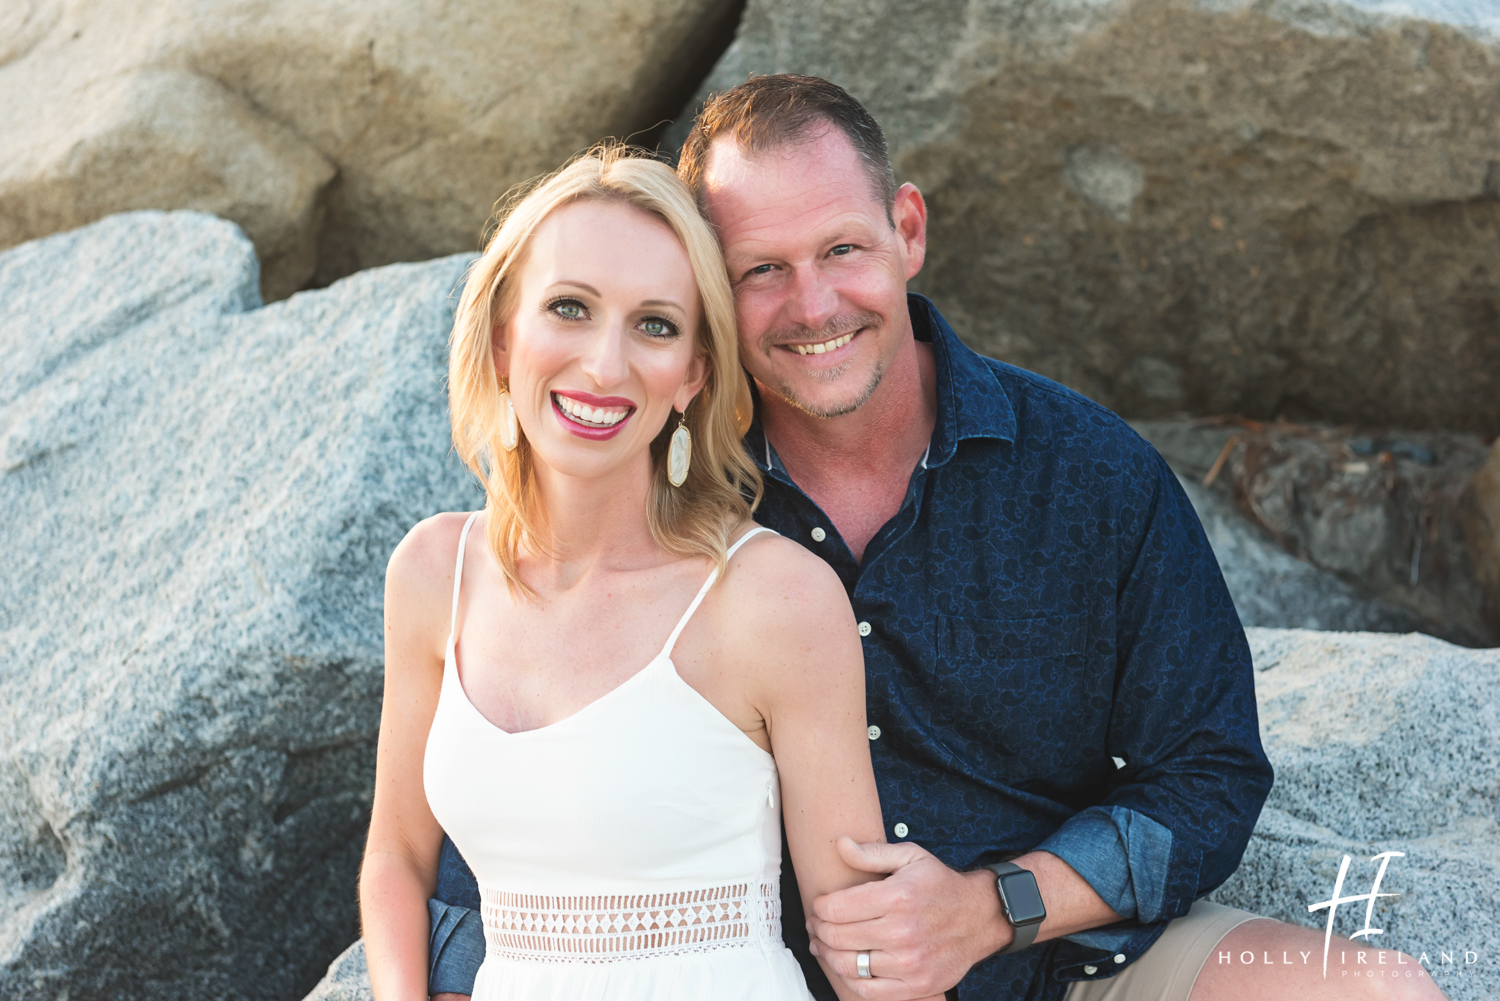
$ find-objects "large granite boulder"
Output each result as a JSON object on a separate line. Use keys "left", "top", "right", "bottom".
{"left": 1210, "top": 628, "right": 1500, "bottom": 1001}
{"left": 0, "top": 212, "right": 480, "bottom": 1000}
{"left": 685, "top": 0, "right": 1500, "bottom": 433}
{"left": 0, "top": 0, "right": 742, "bottom": 300}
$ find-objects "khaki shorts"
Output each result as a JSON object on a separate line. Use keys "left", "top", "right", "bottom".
{"left": 1064, "top": 900, "right": 1267, "bottom": 1001}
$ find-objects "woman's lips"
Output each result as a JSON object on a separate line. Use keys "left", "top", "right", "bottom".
{"left": 551, "top": 392, "right": 634, "bottom": 440}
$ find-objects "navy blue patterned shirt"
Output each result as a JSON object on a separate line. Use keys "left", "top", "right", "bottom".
{"left": 434, "top": 294, "right": 1273, "bottom": 1001}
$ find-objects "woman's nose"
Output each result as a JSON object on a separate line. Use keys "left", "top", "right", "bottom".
{"left": 578, "top": 320, "right": 630, "bottom": 388}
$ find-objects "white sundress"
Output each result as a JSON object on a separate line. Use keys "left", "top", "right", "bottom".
{"left": 424, "top": 513, "right": 812, "bottom": 1000}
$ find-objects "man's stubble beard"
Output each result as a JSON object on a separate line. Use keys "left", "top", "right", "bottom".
{"left": 760, "top": 311, "right": 886, "bottom": 419}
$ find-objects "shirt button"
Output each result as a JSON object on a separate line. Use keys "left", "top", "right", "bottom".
{"left": 867, "top": 725, "right": 881, "bottom": 740}
{"left": 893, "top": 822, "right": 909, "bottom": 838}
{"left": 1083, "top": 965, "right": 1098, "bottom": 975}
{"left": 857, "top": 621, "right": 872, "bottom": 637}
{"left": 1114, "top": 954, "right": 1126, "bottom": 964}
{"left": 810, "top": 527, "right": 826, "bottom": 542}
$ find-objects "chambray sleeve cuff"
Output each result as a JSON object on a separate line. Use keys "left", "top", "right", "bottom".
{"left": 1034, "top": 804, "right": 1173, "bottom": 930}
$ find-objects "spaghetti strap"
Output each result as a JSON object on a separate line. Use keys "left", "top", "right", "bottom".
{"left": 658, "top": 526, "right": 777, "bottom": 659}
{"left": 449, "top": 511, "right": 481, "bottom": 642}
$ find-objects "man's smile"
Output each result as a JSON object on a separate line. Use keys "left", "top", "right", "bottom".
{"left": 785, "top": 331, "right": 856, "bottom": 356}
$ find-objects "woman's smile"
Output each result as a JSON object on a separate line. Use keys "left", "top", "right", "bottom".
{"left": 551, "top": 390, "right": 636, "bottom": 439}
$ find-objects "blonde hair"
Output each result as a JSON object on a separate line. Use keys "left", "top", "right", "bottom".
{"left": 448, "top": 145, "right": 762, "bottom": 596}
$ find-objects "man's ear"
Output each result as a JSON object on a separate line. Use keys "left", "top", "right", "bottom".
{"left": 491, "top": 322, "right": 510, "bottom": 382}
{"left": 892, "top": 182, "right": 927, "bottom": 281}
{"left": 674, "top": 351, "right": 712, "bottom": 415}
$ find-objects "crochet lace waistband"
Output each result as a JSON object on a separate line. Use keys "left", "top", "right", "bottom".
{"left": 478, "top": 880, "right": 782, "bottom": 964}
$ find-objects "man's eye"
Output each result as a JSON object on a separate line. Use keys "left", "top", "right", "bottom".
{"left": 830, "top": 244, "right": 854, "bottom": 257}
{"left": 748, "top": 264, "right": 776, "bottom": 276}
{"left": 640, "top": 317, "right": 677, "bottom": 338}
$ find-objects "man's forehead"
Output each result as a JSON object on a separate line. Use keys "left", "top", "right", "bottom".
{"left": 700, "top": 129, "right": 880, "bottom": 229}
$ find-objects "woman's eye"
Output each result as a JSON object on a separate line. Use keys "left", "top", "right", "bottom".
{"left": 640, "top": 317, "right": 677, "bottom": 338}
{"left": 550, "top": 299, "right": 586, "bottom": 320}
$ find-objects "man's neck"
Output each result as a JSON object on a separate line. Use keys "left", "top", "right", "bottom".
{"left": 759, "top": 335, "right": 938, "bottom": 562}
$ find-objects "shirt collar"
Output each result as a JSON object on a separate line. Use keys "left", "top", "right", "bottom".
{"left": 746, "top": 293, "right": 1015, "bottom": 473}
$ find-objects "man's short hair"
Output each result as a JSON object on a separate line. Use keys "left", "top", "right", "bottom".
{"left": 676, "top": 74, "right": 897, "bottom": 223}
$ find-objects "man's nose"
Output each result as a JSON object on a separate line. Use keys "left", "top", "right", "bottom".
{"left": 783, "top": 264, "right": 840, "bottom": 333}
{"left": 578, "top": 319, "right": 630, "bottom": 387}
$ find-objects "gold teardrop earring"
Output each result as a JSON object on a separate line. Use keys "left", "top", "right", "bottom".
{"left": 497, "top": 387, "right": 519, "bottom": 452}
{"left": 667, "top": 411, "right": 692, "bottom": 487}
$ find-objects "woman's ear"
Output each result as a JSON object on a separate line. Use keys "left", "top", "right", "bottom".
{"left": 674, "top": 351, "right": 712, "bottom": 414}
{"left": 491, "top": 322, "right": 510, "bottom": 382}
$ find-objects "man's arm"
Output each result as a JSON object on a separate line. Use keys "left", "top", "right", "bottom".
{"left": 806, "top": 449, "right": 1274, "bottom": 998}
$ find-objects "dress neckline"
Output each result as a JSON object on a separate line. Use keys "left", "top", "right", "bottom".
{"left": 441, "top": 512, "right": 776, "bottom": 757}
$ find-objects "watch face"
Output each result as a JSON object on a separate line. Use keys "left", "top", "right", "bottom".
{"left": 999, "top": 871, "right": 1047, "bottom": 925}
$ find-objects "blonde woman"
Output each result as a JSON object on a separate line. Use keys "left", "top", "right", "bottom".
{"left": 359, "top": 148, "right": 909, "bottom": 1001}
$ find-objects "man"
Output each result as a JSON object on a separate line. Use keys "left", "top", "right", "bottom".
{"left": 423, "top": 76, "right": 1444, "bottom": 1001}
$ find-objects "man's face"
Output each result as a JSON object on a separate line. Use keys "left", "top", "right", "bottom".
{"left": 700, "top": 127, "right": 925, "bottom": 419}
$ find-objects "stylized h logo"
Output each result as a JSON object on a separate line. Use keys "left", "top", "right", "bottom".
{"left": 1307, "top": 851, "right": 1404, "bottom": 977}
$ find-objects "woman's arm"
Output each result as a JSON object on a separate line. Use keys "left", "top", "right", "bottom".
{"left": 723, "top": 538, "right": 942, "bottom": 1001}
{"left": 359, "top": 515, "right": 458, "bottom": 1001}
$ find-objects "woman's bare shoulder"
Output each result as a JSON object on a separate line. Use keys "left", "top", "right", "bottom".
{"left": 714, "top": 524, "right": 857, "bottom": 664}
{"left": 385, "top": 511, "right": 480, "bottom": 639}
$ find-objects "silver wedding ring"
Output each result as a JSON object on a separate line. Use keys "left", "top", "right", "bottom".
{"left": 856, "top": 950, "right": 873, "bottom": 979}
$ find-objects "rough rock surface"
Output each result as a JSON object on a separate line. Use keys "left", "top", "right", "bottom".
{"left": 0, "top": 0, "right": 742, "bottom": 300}
{"left": 302, "top": 941, "right": 371, "bottom": 1001}
{"left": 0, "top": 212, "right": 480, "bottom": 1000}
{"left": 1176, "top": 476, "right": 1421, "bottom": 634}
{"left": 1136, "top": 417, "right": 1495, "bottom": 645}
{"left": 1460, "top": 441, "right": 1500, "bottom": 630}
{"left": 307, "top": 628, "right": 1500, "bottom": 1001}
{"left": 1210, "top": 629, "right": 1500, "bottom": 1001}
{"left": 686, "top": 0, "right": 1500, "bottom": 433}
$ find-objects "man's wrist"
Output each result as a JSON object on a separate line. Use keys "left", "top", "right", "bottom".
{"left": 963, "top": 868, "right": 1015, "bottom": 960}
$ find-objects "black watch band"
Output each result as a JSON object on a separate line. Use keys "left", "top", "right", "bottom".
{"left": 984, "top": 861, "right": 1046, "bottom": 955}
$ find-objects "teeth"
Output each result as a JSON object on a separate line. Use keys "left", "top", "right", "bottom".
{"left": 791, "top": 332, "right": 854, "bottom": 356}
{"left": 554, "top": 394, "right": 630, "bottom": 427}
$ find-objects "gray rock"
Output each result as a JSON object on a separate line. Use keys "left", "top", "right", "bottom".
{"left": 685, "top": 0, "right": 1500, "bottom": 433}
{"left": 1178, "top": 476, "right": 1421, "bottom": 634}
{"left": 1210, "top": 629, "right": 1500, "bottom": 1000}
{"left": 1135, "top": 417, "right": 1495, "bottom": 645}
{"left": 302, "top": 940, "right": 371, "bottom": 1001}
{"left": 1460, "top": 442, "right": 1500, "bottom": 630}
{"left": 0, "top": 211, "right": 481, "bottom": 1000}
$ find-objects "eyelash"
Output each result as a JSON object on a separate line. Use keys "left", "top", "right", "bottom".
{"left": 544, "top": 298, "right": 678, "bottom": 339}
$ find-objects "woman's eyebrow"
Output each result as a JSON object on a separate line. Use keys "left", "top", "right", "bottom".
{"left": 639, "top": 299, "right": 685, "bottom": 310}
{"left": 550, "top": 280, "right": 601, "bottom": 295}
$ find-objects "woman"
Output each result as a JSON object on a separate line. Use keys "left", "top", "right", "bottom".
{"left": 359, "top": 147, "right": 905, "bottom": 1001}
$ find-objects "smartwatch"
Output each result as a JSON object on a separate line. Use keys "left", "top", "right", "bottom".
{"left": 984, "top": 861, "right": 1046, "bottom": 954}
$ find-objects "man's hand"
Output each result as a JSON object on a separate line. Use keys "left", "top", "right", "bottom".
{"left": 806, "top": 837, "right": 1008, "bottom": 999}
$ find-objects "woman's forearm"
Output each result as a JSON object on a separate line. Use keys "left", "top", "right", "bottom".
{"left": 360, "top": 850, "right": 436, "bottom": 1001}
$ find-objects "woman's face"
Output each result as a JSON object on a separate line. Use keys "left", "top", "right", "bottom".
{"left": 495, "top": 198, "right": 707, "bottom": 485}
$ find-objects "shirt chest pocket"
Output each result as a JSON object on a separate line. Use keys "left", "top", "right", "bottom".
{"left": 931, "top": 611, "right": 1098, "bottom": 761}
